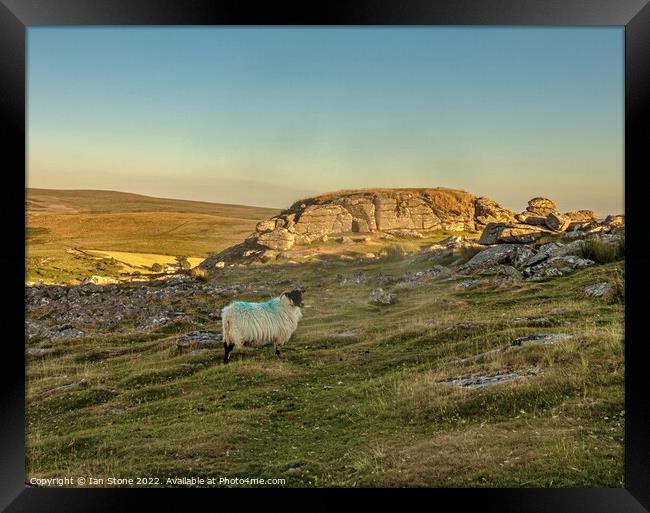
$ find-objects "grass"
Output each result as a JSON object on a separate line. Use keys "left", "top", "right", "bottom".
{"left": 26, "top": 256, "right": 624, "bottom": 488}
{"left": 579, "top": 237, "right": 625, "bottom": 264}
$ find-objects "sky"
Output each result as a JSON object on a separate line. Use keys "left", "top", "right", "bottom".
{"left": 27, "top": 27, "right": 624, "bottom": 214}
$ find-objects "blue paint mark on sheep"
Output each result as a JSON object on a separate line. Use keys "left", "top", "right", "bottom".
{"left": 230, "top": 298, "right": 280, "bottom": 312}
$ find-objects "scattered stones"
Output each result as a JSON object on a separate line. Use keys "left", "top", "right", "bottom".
{"left": 176, "top": 331, "right": 223, "bottom": 348}
{"left": 54, "top": 380, "right": 86, "bottom": 393}
{"left": 337, "top": 272, "right": 366, "bottom": 286}
{"left": 453, "top": 321, "right": 480, "bottom": 329}
{"left": 26, "top": 347, "right": 56, "bottom": 357}
{"left": 523, "top": 255, "right": 594, "bottom": 279}
{"left": 215, "top": 261, "right": 226, "bottom": 268}
{"left": 509, "top": 317, "right": 555, "bottom": 327}
{"left": 369, "top": 288, "right": 395, "bottom": 305}
{"left": 457, "top": 279, "right": 482, "bottom": 290}
{"left": 26, "top": 320, "right": 86, "bottom": 341}
{"left": 442, "top": 369, "right": 540, "bottom": 388}
{"left": 26, "top": 280, "right": 242, "bottom": 337}
{"left": 56, "top": 326, "right": 86, "bottom": 339}
{"left": 584, "top": 282, "right": 613, "bottom": 297}
{"left": 434, "top": 298, "right": 469, "bottom": 308}
{"left": 523, "top": 240, "right": 585, "bottom": 267}
{"left": 82, "top": 275, "right": 119, "bottom": 286}
{"left": 394, "top": 266, "right": 452, "bottom": 289}
{"left": 335, "top": 330, "right": 360, "bottom": 338}
{"left": 510, "top": 333, "right": 571, "bottom": 347}
{"left": 390, "top": 229, "right": 424, "bottom": 239}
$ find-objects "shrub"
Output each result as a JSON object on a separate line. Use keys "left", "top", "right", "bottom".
{"left": 580, "top": 237, "right": 625, "bottom": 264}
{"left": 191, "top": 267, "right": 208, "bottom": 283}
{"left": 381, "top": 244, "right": 406, "bottom": 262}
{"left": 606, "top": 275, "right": 625, "bottom": 303}
{"left": 174, "top": 256, "right": 191, "bottom": 271}
{"left": 151, "top": 263, "right": 163, "bottom": 273}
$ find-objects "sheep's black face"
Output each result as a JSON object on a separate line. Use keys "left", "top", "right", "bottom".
{"left": 285, "top": 289, "right": 304, "bottom": 308}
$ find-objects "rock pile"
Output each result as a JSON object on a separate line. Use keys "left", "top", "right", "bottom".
{"left": 201, "top": 188, "right": 482, "bottom": 266}
{"left": 480, "top": 197, "right": 623, "bottom": 245}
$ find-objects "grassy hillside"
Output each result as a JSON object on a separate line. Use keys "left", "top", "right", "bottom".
{"left": 26, "top": 189, "right": 278, "bottom": 283}
{"left": 26, "top": 256, "right": 624, "bottom": 487}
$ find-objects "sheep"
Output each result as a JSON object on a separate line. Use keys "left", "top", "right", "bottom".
{"left": 221, "top": 289, "right": 304, "bottom": 363}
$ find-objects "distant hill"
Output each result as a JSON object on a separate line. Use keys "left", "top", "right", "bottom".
{"left": 26, "top": 189, "right": 279, "bottom": 283}
{"left": 26, "top": 188, "right": 277, "bottom": 219}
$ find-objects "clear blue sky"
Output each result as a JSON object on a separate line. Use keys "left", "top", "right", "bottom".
{"left": 28, "top": 27, "right": 623, "bottom": 214}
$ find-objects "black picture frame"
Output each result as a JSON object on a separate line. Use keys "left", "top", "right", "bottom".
{"left": 2, "top": 1, "right": 649, "bottom": 510}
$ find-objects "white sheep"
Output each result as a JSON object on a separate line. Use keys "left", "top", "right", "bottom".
{"left": 221, "top": 289, "right": 304, "bottom": 363}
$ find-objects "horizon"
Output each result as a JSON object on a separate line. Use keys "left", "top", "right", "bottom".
{"left": 28, "top": 27, "right": 624, "bottom": 214}
{"left": 26, "top": 186, "right": 623, "bottom": 217}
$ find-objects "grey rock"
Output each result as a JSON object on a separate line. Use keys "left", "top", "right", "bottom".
{"left": 565, "top": 210, "right": 597, "bottom": 222}
{"left": 335, "top": 330, "right": 360, "bottom": 337}
{"left": 524, "top": 255, "right": 594, "bottom": 279}
{"left": 526, "top": 197, "right": 557, "bottom": 217}
{"left": 442, "top": 370, "right": 539, "bottom": 388}
{"left": 26, "top": 347, "right": 56, "bottom": 357}
{"left": 457, "top": 278, "right": 482, "bottom": 289}
{"left": 510, "top": 333, "right": 571, "bottom": 347}
{"left": 509, "top": 317, "right": 555, "bottom": 327}
{"left": 474, "top": 197, "right": 517, "bottom": 226}
{"left": 337, "top": 271, "right": 366, "bottom": 286}
{"left": 523, "top": 240, "right": 585, "bottom": 268}
{"left": 459, "top": 244, "right": 534, "bottom": 272}
{"left": 584, "top": 282, "right": 613, "bottom": 297}
{"left": 545, "top": 212, "right": 571, "bottom": 232}
{"left": 176, "top": 331, "right": 223, "bottom": 348}
{"left": 476, "top": 264, "right": 522, "bottom": 285}
{"left": 369, "top": 288, "right": 395, "bottom": 305}
{"left": 453, "top": 321, "right": 480, "bottom": 329}
{"left": 479, "top": 223, "right": 553, "bottom": 245}
{"left": 55, "top": 326, "right": 86, "bottom": 339}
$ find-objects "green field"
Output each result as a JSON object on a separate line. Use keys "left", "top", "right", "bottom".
{"left": 26, "top": 255, "right": 624, "bottom": 487}
{"left": 26, "top": 189, "right": 278, "bottom": 283}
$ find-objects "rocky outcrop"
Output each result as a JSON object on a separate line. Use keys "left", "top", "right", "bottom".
{"left": 199, "top": 187, "right": 624, "bottom": 267}
{"left": 202, "top": 188, "right": 485, "bottom": 266}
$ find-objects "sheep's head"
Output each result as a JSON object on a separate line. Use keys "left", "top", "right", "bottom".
{"left": 283, "top": 289, "right": 304, "bottom": 308}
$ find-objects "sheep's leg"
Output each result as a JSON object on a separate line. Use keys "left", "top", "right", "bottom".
{"left": 274, "top": 345, "right": 281, "bottom": 358}
{"left": 224, "top": 342, "right": 235, "bottom": 364}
